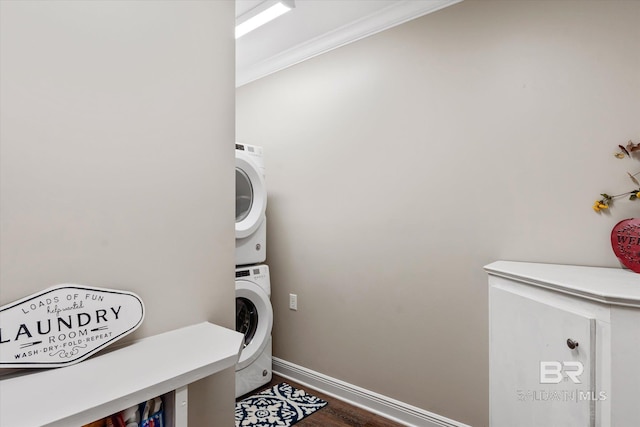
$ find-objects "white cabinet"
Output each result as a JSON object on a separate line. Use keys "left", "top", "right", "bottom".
{"left": 0, "top": 322, "right": 243, "bottom": 427}
{"left": 485, "top": 261, "right": 640, "bottom": 427}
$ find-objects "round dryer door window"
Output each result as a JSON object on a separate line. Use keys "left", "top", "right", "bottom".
{"left": 235, "top": 282, "right": 272, "bottom": 370}
{"left": 235, "top": 151, "right": 266, "bottom": 239}
{"left": 236, "top": 168, "right": 253, "bottom": 223}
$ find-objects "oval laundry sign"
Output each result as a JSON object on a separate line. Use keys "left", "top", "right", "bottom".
{"left": 0, "top": 285, "right": 144, "bottom": 368}
{"left": 611, "top": 218, "right": 640, "bottom": 274}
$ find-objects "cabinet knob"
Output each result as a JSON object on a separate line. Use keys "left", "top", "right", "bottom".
{"left": 567, "top": 339, "right": 579, "bottom": 349}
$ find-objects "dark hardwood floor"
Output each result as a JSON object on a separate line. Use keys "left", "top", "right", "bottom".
{"left": 240, "top": 374, "right": 406, "bottom": 427}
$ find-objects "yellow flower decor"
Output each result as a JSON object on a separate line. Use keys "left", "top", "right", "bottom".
{"left": 593, "top": 140, "right": 640, "bottom": 212}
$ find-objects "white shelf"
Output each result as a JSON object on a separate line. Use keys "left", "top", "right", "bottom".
{"left": 485, "top": 261, "right": 640, "bottom": 307}
{"left": 0, "top": 322, "right": 243, "bottom": 427}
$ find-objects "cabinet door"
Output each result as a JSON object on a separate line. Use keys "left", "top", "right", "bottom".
{"left": 490, "top": 286, "right": 596, "bottom": 427}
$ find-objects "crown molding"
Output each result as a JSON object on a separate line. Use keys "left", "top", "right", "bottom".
{"left": 236, "top": 0, "right": 462, "bottom": 87}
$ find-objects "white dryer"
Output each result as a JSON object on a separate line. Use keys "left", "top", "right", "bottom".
{"left": 235, "top": 143, "right": 267, "bottom": 266}
{"left": 235, "top": 264, "right": 273, "bottom": 398}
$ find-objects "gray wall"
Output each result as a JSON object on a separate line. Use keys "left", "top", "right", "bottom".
{"left": 0, "top": 1, "right": 236, "bottom": 424}
{"left": 236, "top": 1, "right": 640, "bottom": 425}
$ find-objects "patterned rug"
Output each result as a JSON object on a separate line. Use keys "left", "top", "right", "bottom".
{"left": 235, "top": 382, "right": 328, "bottom": 427}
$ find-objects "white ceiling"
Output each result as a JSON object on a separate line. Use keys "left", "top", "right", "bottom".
{"left": 235, "top": 0, "right": 462, "bottom": 87}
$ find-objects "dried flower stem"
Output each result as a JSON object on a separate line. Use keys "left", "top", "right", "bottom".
{"left": 593, "top": 140, "right": 640, "bottom": 212}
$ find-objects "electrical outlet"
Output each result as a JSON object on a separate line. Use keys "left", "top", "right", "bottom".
{"left": 289, "top": 293, "right": 298, "bottom": 311}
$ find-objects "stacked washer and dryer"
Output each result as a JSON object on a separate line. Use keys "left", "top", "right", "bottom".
{"left": 234, "top": 143, "right": 274, "bottom": 398}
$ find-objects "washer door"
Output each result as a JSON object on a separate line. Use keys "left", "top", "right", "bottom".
{"left": 235, "top": 281, "right": 273, "bottom": 370}
{"left": 236, "top": 151, "right": 266, "bottom": 240}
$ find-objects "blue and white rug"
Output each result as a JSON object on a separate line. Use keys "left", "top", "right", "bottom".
{"left": 235, "top": 382, "right": 328, "bottom": 427}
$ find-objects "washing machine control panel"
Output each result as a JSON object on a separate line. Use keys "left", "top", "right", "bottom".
{"left": 236, "top": 267, "right": 264, "bottom": 277}
{"left": 235, "top": 142, "right": 263, "bottom": 156}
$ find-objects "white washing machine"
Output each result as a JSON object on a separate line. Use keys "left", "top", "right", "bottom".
{"left": 235, "top": 264, "right": 273, "bottom": 398}
{"left": 235, "top": 143, "right": 267, "bottom": 266}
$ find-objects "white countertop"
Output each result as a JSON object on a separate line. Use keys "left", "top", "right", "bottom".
{"left": 485, "top": 261, "right": 640, "bottom": 307}
{"left": 0, "top": 322, "right": 243, "bottom": 427}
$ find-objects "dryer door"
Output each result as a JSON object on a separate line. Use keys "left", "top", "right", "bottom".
{"left": 236, "top": 151, "right": 266, "bottom": 239}
{"left": 235, "top": 281, "right": 273, "bottom": 370}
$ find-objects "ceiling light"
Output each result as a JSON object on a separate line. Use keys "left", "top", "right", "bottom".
{"left": 235, "top": 0, "right": 295, "bottom": 39}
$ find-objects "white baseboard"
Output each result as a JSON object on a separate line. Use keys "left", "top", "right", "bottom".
{"left": 272, "top": 357, "right": 471, "bottom": 427}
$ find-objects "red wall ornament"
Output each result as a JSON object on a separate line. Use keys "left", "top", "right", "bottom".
{"left": 611, "top": 218, "right": 640, "bottom": 273}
